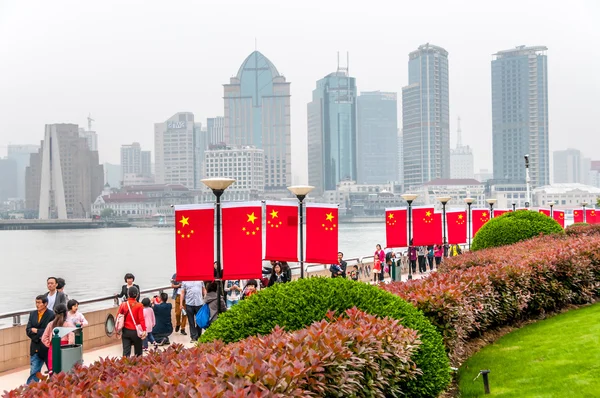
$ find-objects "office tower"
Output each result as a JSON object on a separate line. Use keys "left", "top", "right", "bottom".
{"left": 553, "top": 148, "right": 587, "bottom": 184}
{"left": 492, "top": 45, "right": 549, "bottom": 187}
{"left": 78, "top": 128, "right": 98, "bottom": 152}
{"left": 194, "top": 122, "right": 208, "bottom": 189}
{"left": 141, "top": 151, "right": 152, "bottom": 177}
{"left": 7, "top": 144, "right": 39, "bottom": 199}
{"left": 121, "top": 143, "right": 142, "bottom": 178}
{"left": 224, "top": 51, "right": 291, "bottom": 191}
{"left": 207, "top": 117, "right": 224, "bottom": 146}
{"left": 26, "top": 124, "right": 103, "bottom": 219}
{"left": 307, "top": 57, "right": 357, "bottom": 195}
{"left": 0, "top": 158, "right": 18, "bottom": 201}
{"left": 402, "top": 43, "right": 450, "bottom": 188}
{"left": 154, "top": 112, "right": 196, "bottom": 188}
{"left": 356, "top": 91, "right": 398, "bottom": 184}
{"left": 397, "top": 129, "right": 404, "bottom": 186}
{"left": 450, "top": 117, "right": 474, "bottom": 179}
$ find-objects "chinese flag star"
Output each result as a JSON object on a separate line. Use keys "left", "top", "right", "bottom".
{"left": 222, "top": 203, "right": 263, "bottom": 280}
{"left": 306, "top": 204, "right": 338, "bottom": 264}
{"left": 265, "top": 202, "right": 298, "bottom": 262}
{"left": 174, "top": 204, "right": 214, "bottom": 281}
{"left": 385, "top": 208, "right": 407, "bottom": 248}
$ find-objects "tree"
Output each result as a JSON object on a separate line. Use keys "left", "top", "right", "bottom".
{"left": 596, "top": 196, "right": 600, "bottom": 208}
{"left": 101, "top": 208, "right": 115, "bottom": 218}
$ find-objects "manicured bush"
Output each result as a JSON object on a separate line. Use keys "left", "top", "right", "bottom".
{"left": 9, "top": 309, "right": 423, "bottom": 398}
{"left": 471, "top": 210, "right": 564, "bottom": 251}
{"left": 382, "top": 232, "right": 600, "bottom": 362}
{"left": 201, "top": 277, "right": 451, "bottom": 398}
{"left": 566, "top": 222, "right": 600, "bottom": 236}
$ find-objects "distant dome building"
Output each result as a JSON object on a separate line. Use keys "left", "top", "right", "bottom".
{"left": 533, "top": 183, "right": 600, "bottom": 209}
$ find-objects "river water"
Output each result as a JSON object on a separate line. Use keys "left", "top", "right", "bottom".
{"left": 0, "top": 223, "right": 387, "bottom": 315}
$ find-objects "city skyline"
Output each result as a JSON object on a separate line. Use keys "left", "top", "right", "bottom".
{"left": 1, "top": 1, "right": 599, "bottom": 183}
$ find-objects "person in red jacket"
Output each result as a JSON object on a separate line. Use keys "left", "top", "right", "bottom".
{"left": 117, "top": 286, "right": 146, "bottom": 357}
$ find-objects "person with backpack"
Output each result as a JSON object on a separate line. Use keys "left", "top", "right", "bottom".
{"left": 180, "top": 280, "right": 205, "bottom": 343}
{"left": 116, "top": 286, "right": 146, "bottom": 357}
{"left": 197, "top": 282, "right": 227, "bottom": 330}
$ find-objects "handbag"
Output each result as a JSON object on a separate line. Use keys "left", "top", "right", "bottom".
{"left": 114, "top": 313, "right": 125, "bottom": 337}
{"left": 126, "top": 301, "right": 147, "bottom": 339}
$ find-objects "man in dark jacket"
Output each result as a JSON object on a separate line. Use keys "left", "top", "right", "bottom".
{"left": 26, "top": 295, "right": 55, "bottom": 384}
{"left": 152, "top": 293, "right": 173, "bottom": 345}
{"left": 330, "top": 252, "right": 347, "bottom": 278}
{"left": 43, "top": 277, "right": 67, "bottom": 312}
{"left": 204, "top": 282, "right": 226, "bottom": 325}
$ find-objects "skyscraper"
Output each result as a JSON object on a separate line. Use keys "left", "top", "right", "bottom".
{"left": 356, "top": 91, "right": 398, "bottom": 184}
{"left": 224, "top": 51, "right": 291, "bottom": 191}
{"left": 307, "top": 60, "right": 357, "bottom": 195}
{"left": 26, "top": 124, "right": 103, "bottom": 219}
{"left": 0, "top": 158, "right": 17, "bottom": 201}
{"left": 7, "top": 144, "right": 39, "bottom": 199}
{"left": 154, "top": 112, "right": 197, "bottom": 188}
{"left": 553, "top": 148, "right": 586, "bottom": 184}
{"left": 207, "top": 116, "right": 224, "bottom": 146}
{"left": 450, "top": 117, "right": 474, "bottom": 179}
{"left": 121, "top": 143, "right": 142, "bottom": 177}
{"left": 402, "top": 43, "right": 450, "bottom": 188}
{"left": 79, "top": 128, "right": 98, "bottom": 152}
{"left": 141, "top": 150, "right": 152, "bottom": 177}
{"left": 491, "top": 45, "right": 549, "bottom": 187}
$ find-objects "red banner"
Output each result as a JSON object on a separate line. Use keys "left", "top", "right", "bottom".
{"left": 573, "top": 209, "right": 584, "bottom": 224}
{"left": 587, "top": 209, "right": 599, "bottom": 224}
{"left": 385, "top": 208, "right": 407, "bottom": 248}
{"left": 265, "top": 202, "right": 298, "bottom": 262}
{"left": 412, "top": 207, "right": 437, "bottom": 246}
{"left": 174, "top": 204, "right": 215, "bottom": 281}
{"left": 539, "top": 209, "right": 551, "bottom": 217}
{"left": 493, "top": 209, "right": 510, "bottom": 217}
{"left": 553, "top": 210, "right": 565, "bottom": 228}
{"left": 472, "top": 209, "right": 490, "bottom": 237}
{"left": 306, "top": 204, "right": 338, "bottom": 264}
{"left": 446, "top": 211, "right": 467, "bottom": 244}
{"left": 222, "top": 202, "right": 263, "bottom": 280}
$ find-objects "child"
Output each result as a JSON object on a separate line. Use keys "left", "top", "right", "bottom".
{"left": 66, "top": 299, "right": 89, "bottom": 327}
{"left": 350, "top": 265, "right": 359, "bottom": 281}
{"left": 242, "top": 279, "right": 258, "bottom": 299}
{"left": 141, "top": 298, "right": 156, "bottom": 350}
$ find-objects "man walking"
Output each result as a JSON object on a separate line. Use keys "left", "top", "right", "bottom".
{"left": 43, "top": 277, "right": 67, "bottom": 312}
{"left": 180, "top": 280, "right": 206, "bottom": 343}
{"left": 330, "top": 252, "right": 347, "bottom": 278}
{"left": 26, "top": 295, "right": 55, "bottom": 384}
{"left": 170, "top": 273, "right": 187, "bottom": 335}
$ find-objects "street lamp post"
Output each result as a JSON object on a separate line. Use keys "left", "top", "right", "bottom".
{"left": 582, "top": 202, "right": 588, "bottom": 223}
{"left": 401, "top": 194, "right": 418, "bottom": 280}
{"left": 486, "top": 199, "right": 497, "bottom": 219}
{"left": 288, "top": 185, "right": 315, "bottom": 279}
{"left": 465, "top": 197, "right": 474, "bottom": 251}
{"left": 548, "top": 201, "right": 555, "bottom": 219}
{"left": 437, "top": 196, "right": 451, "bottom": 255}
{"left": 512, "top": 203, "right": 516, "bottom": 212}
{"left": 201, "top": 177, "right": 235, "bottom": 315}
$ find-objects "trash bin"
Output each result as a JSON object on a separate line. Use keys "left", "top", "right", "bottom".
{"left": 52, "top": 326, "right": 84, "bottom": 373}
{"left": 392, "top": 259, "right": 401, "bottom": 282}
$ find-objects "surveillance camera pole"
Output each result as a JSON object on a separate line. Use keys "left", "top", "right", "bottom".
{"left": 524, "top": 155, "right": 531, "bottom": 208}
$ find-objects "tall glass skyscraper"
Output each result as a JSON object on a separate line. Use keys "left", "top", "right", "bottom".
{"left": 402, "top": 43, "right": 450, "bottom": 187}
{"left": 491, "top": 46, "right": 549, "bottom": 187}
{"left": 356, "top": 91, "right": 398, "bottom": 184}
{"left": 223, "top": 51, "right": 291, "bottom": 192}
{"left": 307, "top": 67, "right": 357, "bottom": 195}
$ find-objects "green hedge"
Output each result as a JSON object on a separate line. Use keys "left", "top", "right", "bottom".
{"left": 201, "top": 277, "right": 450, "bottom": 398}
{"left": 472, "top": 210, "right": 564, "bottom": 251}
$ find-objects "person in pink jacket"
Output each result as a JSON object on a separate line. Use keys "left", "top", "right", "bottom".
{"left": 141, "top": 297, "right": 156, "bottom": 350}
{"left": 41, "top": 303, "right": 75, "bottom": 376}
{"left": 374, "top": 244, "right": 385, "bottom": 282}
{"left": 434, "top": 244, "right": 444, "bottom": 269}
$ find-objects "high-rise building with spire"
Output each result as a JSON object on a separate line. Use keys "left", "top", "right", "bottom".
{"left": 450, "top": 117, "right": 474, "bottom": 179}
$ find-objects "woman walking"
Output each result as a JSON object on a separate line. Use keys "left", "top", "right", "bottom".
{"left": 117, "top": 286, "right": 146, "bottom": 357}
{"left": 374, "top": 244, "right": 385, "bottom": 282}
{"left": 41, "top": 303, "right": 75, "bottom": 376}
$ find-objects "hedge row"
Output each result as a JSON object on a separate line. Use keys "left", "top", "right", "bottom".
{"left": 382, "top": 231, "right": 600, "bottom": 362}
{"left": 10, "top": 309, "right": 421, "bottom": 398}
{"left": 200, "top": 277, "right": 451, "bottom": 398}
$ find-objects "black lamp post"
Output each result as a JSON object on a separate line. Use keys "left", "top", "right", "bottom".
{"left": 548, "top": 201, "right": 555, "bottom": 219}
{"left": 437, "top": 196, "right": 451, "bottom": 255}
{"left": 288, "top": 185, "right": 315, "bottom": 279}
{"left": 202, "top": 178, "right": 235, "bottom": 315}
{"left": 401, "top": 194, "right": 418, "bottom": 280}
{"left": 582, "top": 202, "right": 588, "bottom": 223}
{"left": 512, "top": 203, "right": 516, "bottom": 212}
{"left": 465, "top": 197, "right": 474, "bottom": 251}
{"left": 486, "top": 199, "right": 497, "bottom": 219}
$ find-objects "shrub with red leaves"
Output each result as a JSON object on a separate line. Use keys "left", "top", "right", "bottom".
{"left": 382, "top": 233, "right": 600, "bottom": 361}
{"left": 7, "top": 308, "right": 422, "bottom": 398}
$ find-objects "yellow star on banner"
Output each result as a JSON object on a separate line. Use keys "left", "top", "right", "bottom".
{"left": 425, "top": 211, "right": 431, "bottom": 217}
{"left": 270, "top": 210, "right": 278, "bottom": 219}
{"left": 482, "top": 212, "right": 488, "bottom": 218}
{"left": 458, "top": 214, "right": 463, "bottom": 219}
{"left": 179, "top": 216, "right": 189, "bottom": 227}
{"left": 247, "top": 212, "right": 257, "bottom": 224}
{"left": 326, "top": 212, "right": 335, "bottom": 222}
{"left": 388, "top": 213, "right": 394, "bottom": 219}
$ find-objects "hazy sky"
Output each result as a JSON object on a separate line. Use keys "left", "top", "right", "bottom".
{"left": 1, "top": 0, "right": 599, "bottom": 183}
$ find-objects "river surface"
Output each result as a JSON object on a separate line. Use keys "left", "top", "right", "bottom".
{"left": 0, "top": 223, "right": 387, "bottom": 314}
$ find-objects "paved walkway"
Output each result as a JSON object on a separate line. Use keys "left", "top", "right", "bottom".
{"left": 0, "top": 269, "right": 433, "bottom": 393}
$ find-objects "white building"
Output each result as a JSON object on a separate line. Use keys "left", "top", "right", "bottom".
{"left": 121, "top": 143, "right": 142, "bottom": 178}
{"left": 474, "top": 168, "right": 493, "bottom": 183}
{"left": 533, "top": 183, "right": 600, "bottom": 209}
{"left": 122, "top": 173, "right": 155, "bottom": 186}
{"left": 489, "top": 183, "right": 528, "bottom": 209}
{"left": 450, "top": 146, "right": 474, "bottom": 179}
{"left": 201, "top": 146, "right": 264, "bottom": 201}
{"left": 410, "top": 178, "right": 485, "bottom": 209}
{"left": 154, "top": 112, "right": 197, "bottom": 189}
{"left": 553, "top": 149, "right": 589, "bottom": 184}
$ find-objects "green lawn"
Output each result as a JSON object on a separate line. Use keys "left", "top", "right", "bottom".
{"left": 458, "top": 302, "right": 600, "bottom": 398}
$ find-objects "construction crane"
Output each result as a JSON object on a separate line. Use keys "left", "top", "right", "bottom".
{"left": 87, "top": 113, "right": 95, "bottom": 131}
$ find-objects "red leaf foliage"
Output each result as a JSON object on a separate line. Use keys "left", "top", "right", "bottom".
{"left": 8, "top": 308, "right": 422, "bottom": 398}
{"left": 381, "top": 229, "right": 600, "bottom": 362}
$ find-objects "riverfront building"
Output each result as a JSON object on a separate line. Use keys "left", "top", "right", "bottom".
{"left": 223, "top": 51, "right": 291, "bottom": 192}
{"left": 26, "top": 123, "right": 103, "bottom": 219}
{"left": 121, "top": 143, "right": 153, "bottom": 185}
{"left": 7, "top": 144, "right": 39, "bottom": 200}
{"left": 402, "top": 43, "right": 451, "bottom": 187}
{"left": 356, "top": 91, "right": 398, "bottom": 184}
{"left": 307, "top": 62, "right": 358, "bottom": 195}
{"left": 0, "top": 158, "right": 18, "bottom": 201}
{"left": 553, "top": 149, "right": 590, "bottom": 185}
{"left": 491, "top": 45, "right": 549, "bottom": 188}
{"left": 207, "top": 116, "right": 225, "bottom": 146}
{"left": 154, "top": 112, "right": 200, "bottom": 189}
{"left": 533, "top": 183, "right": 600, "bottom": 209}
